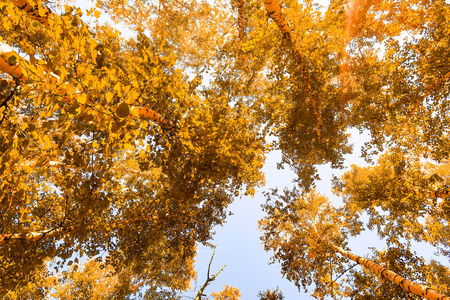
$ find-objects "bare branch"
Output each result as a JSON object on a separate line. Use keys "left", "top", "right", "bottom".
{"left": 194, "top": 247, "right": 226, "bottom": 300}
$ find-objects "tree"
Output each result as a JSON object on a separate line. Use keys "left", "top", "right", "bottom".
{"left": 194, "top": 247, "right": 226, "bottom": 300}
{"left": 258, "top": 0, "right": 450, "bottom": 297}
{"left": 210, "top": 285, "right": 241, "bottom": 300}
{"left": 259, "top": 188, "right": 450, "bottom": 299}
{"left": 0, "top": 0, "right": 264, "bottom": 295}
{"left": 1, "top": 0, "right": 450, "bottom": 298}
{"left": 333, "top": 150, "right": 450, "bottom": 253}
{"left": 257, "top": 287, "right": 285, "bottom": 300}
{"left": 96, "top": 0, "right": 354, "bottom": 188}
{"left": 342, "top": 0, "right": 450, "bottom": 161}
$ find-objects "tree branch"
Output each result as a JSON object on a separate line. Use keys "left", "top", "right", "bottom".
{"left": 0, "top": 225, "right": 74, "bottom": 246}
{"left": 327, "top": 263, "right": 358, "bottom": 289}
{"left": 194, "top": 247, "right": 226, "bottom": 300}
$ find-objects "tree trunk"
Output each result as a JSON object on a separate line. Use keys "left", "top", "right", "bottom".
{"left": 10, "top": 0, "right": 51, "bottom": 27}
{"left": 0, "top": 40, "right": 162, "bottom": 125}
{"left": 0, "top": 214, "right": 161, "bottom": 246}
{"left": 263, "top": 0, "right": 292, "bottom": 40}
{"left": 237, "top": 0, "right": 245, "bottom": 40}
{"left": 331, "top": 244, "right": 450, "bottom": 300}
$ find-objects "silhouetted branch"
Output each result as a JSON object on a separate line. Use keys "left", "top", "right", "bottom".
{"left": 194, "top": 247, "right": 226, "bottom": 300}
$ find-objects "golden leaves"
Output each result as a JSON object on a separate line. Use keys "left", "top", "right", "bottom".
{"left": 211, "top": 285, "right": 241, "bottom": 300}
{"left": 105, "top": 91, "right": 114, "bottom": 103}
{"left": 10, "top": 0, "right": 51, "bottom": 27}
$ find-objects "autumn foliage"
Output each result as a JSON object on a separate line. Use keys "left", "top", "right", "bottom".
{"left": 0, "top": 0, "right": 449, "bottom": 299}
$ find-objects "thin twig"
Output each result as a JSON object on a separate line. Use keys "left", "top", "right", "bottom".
{"left": 328, "top": 263, "right": 358, "bottom": 289}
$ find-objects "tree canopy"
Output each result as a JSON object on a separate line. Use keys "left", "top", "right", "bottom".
{"left": 0, "top": 0, "right": 449, "bottom": 298}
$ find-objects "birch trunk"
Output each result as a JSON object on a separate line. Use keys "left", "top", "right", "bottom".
{"left": 263, "top": 0, "right": 292, "bottom": 40}
{"left": 237, "top": 0, "right": 245, "bottom": 40}
{"left": 0, "top": 42, "right": 162, "bottom": 124}
{"left": 0, "top": 215, "right": 161, "bottom": 247}
{"left": 331, "top": 244, "right": 450, "bottom": 300}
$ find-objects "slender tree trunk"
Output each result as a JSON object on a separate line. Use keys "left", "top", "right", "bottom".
{"left": 237, "top": 0, "right": 245, "bottom": 40}
{"left": 0, "top": 215, "right": 161, "bottom": 246}
{"left": 263, "top": 0, "right": 292, "bottom": 40}
{"left": 431, "top": 190, "right": 449, "bottom": 199}
{"left": 130, "top": 274, "right": 151, "bottom": 292}
{"left": 194, "top": 247, "right": 226, "bottom": 300}
{"left": 331, "top": 244, "right": 450, "bottom": 300}
{"left": 262, "top": 0, "right": 324, "bottom": 137}
{"left": 0, "top": 41, "right": 162, "bottom": 125}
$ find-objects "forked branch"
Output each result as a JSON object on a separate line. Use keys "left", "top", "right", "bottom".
{"left": 194, "top": 247, "right": 226, "bottom": 300}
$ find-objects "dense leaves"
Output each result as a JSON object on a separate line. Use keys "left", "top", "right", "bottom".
{"left": 0, "top": 0, "right": 449, "bottom": 298}
{"left": 259, "top": 190, "right": 349, "bottom": 298}
{"left": 333, "top": 150, "right": 450, "bottom": 251}
{"left": 345, "top": 0, "right": 450, "bottom": 160}
{"left": 0, "top": 0, "right": 265, "bottom": 295}
{"left": 211, "top": 285, "right": 241, "bottom": 300}
{"left": 257, "top": 287, "right": 285, "bottom": 300}
{"left": 259, "top": 189, "right": 450, "bottom": 299}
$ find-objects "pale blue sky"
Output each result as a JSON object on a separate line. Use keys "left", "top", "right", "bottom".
{"left": 192, "top": 129, "right": 378, "bottom": 299}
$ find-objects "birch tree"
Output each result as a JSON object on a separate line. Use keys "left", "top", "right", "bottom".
{"left": 1, "top": 0, "right": 450, "bottom": 297}
{"left": 0, "top": 0, "right": 265, "bottom": 294}
{"left": 259, "top": 189, "right": 450, "bottom": 299}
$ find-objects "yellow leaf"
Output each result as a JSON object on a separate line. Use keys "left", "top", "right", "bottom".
{"left": 77, "top": 94, "right": 87, "bottom": 104}
{"left": 94, "top": 11, "right": 101, "bottom": 18}
{"left": 42, "top": 136, "right": 52, "bottom": 150}
{"left": 38, "top": 6, "right": 46, "bottom": 17}
{"left": 105, "top": 92, "right": 114, "bottom": 103}
{"left": 113, "top": 82, "right": 121, "bottom": 92}
{"left": 140, "top": 121, "right": 149, "bottom": 130}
